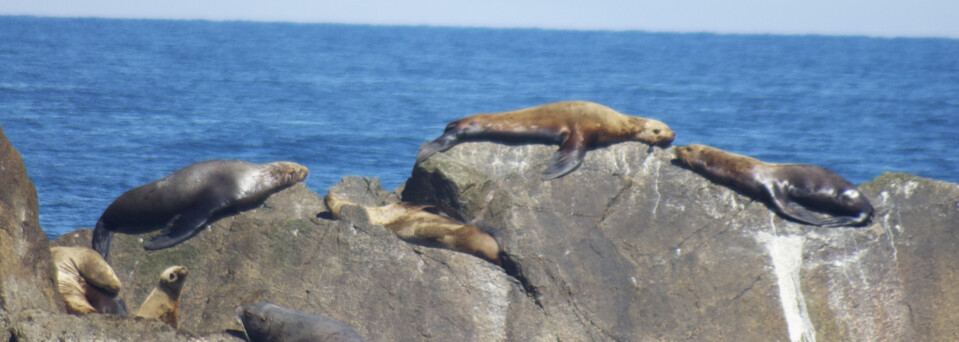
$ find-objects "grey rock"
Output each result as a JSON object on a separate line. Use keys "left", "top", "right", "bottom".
{"left": 403, "top": 141, "right": 959, "bottom": 341}
{"left": 10, "top": 135, "right": 959, "bottom": 341}
{"left": 0, "top": 125, "right": 62, "bottom": 314}
{"left": 6, "top": 309, "right": 242, "bottom": 342}
{"left": 55, "top": 181, "right": 518, "bottom": 341}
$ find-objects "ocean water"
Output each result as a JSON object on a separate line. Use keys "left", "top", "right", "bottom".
{"left": 1, "top": 16, "right": 957, "bottom": 239}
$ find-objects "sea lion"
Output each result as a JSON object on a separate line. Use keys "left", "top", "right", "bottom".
{"left": 324, "top": 192, "right": 502, "bottom": 265}
{"left": 135, "top": 265, "right": 188, "bottom": 328}
{"left": 51, "top": 246, "right": 127, "bottom": 315}
{"left": 92, "top": 160, "right": 309, "bottom": 259}
{"left": 674, "top": 144, "right": 874, "bottom": 227}
{"left": 417, "top": 101, "right": 675, "bottom": 180}
{"left": 237, "top": 302, "right": 368, "bottom": 342}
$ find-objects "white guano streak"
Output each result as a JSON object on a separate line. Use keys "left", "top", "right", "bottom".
{"left": 757, "top": 231, "right": 817, "bottom": 342}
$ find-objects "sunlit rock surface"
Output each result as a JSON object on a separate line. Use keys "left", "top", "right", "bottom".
{"left": 0, "top": 125, "right": 62, "bottom": 322}
{"left": 4, "top": 136, "right": 957, "bottom": 341}
{"left": 404, "top": 141, "right": 959, "bottom": 341}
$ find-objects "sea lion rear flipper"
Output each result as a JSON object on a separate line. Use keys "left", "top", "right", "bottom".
{"left": 143, "top": 202, "right": 221, "bottom": 250}
{"left": 416, "top": 132, "right": 458, "bottom": 163}
{"left": 92, "top": 220, "right": 114, "bottom": 259}
{"left": 542, "top": 131, "right": 586, "bottom": 180}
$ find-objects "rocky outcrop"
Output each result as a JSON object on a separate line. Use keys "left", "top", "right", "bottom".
{"left": 53, "top": 179, "right": 520, "bottom": 341}
{"left": 5, "top": 135, "right": 959, "bottom": 341}
{"left": 6, "top": 309, "right": 240, "bottom": 342}
{"left": 404, "top": 141, "right": 959, "bottom": 341}
{"left": 0, "top": 125, "right": 62, "bottom": 316}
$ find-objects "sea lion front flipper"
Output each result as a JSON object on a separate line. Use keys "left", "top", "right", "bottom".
{"left": 143, "top": 202, "right": 222, "bottom": 250}
{"left": 767, "top": 185, "right": 833, "bottom": 226}
{"left": 542, "top": 130, "right": 587, "bottom": 180}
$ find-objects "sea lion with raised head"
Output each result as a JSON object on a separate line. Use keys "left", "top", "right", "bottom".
{"left": 51, "top": 246, "right": 127, "bottom": 315}
{"left": 237, "top": 302, "right": 368, "bottom": 342}
{"left": 417, "top": 101, "right": 675, "bottom": 180}
{"left": 92, "top": 160, "right": 309, "bottom": 259}
{"left": 675, "top": 144, "right": 874, "bottom": 227}
{"left": 324, "top": 192, "right": 502, "bottom": 265}
{"left": 135, "top": 265, "right": 188, "bottom": 328}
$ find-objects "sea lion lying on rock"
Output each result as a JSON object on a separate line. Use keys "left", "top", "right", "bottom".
{"left": 417, "top": 100, "right": 675, "bottom": 180}
{"left": 237, "top": 302, "right": 368, "bottom": 342}
{"left": 92, "top": 160, "right": 309, "bottom": 259}
{"left": 325, "top": 192, "right": 502, "bottom": 265}
{"left": 675, "top": 144, "right": 874, "bottom": 227}
{"left": 51, "top": 246, "right": 127, "bottom": 315}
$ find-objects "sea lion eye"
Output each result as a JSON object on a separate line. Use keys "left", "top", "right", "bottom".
{"left": 653, "top": 129, "right": 661, "bottom": 134}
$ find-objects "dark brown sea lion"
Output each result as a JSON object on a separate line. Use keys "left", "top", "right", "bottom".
{"left": 417, "top": 101, "right": 676, "bottom": 180}
{"left": 135, "top": 265, "right": 188, "bottom": 328}
{"left": 675, "top": 144, "right": 873, "bottom": 227}
{"left": 92, "top": 160, "right": 309, "bottom": 259}
{"left": 51, "top": 246, "right": 127, "bottom": 315}
{"left": 237, "top": 302, "right": 368, "bottom": 342}
{"left": 324, "top": 192, "right": 502, "bottom": 265}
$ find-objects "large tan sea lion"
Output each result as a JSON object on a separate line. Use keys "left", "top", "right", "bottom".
{"left": 135, "top": 265, "right": 189, "bottom": 328}
{"left": 92, "top": 160, "right": 309, "bottom": 259}
{"left": 51, "top": 246, "right": 126, "bottom": 315}
{"left": 324, "top": 192, "right": 502, "bottom": 265}
{"left": 237, "top": 302, "right": 368, "bottom": 342}
{"left": 417, "top": 101, "right": 675, "bottom": 180}
{"left": 675, "top": 144, "right": 874, "bottom": 227}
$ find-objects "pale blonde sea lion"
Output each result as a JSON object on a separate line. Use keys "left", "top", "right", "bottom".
{"left": 417, "top": 101, "right": 675, "bottom": 180}
{"left": 325, "top": 192, "right": 502, "bottom": 265}
{"left": 135, "top": 265, "right": 189, "bottom": 328}
{"left": 51, "top": 246, "right": 125, "bottom": 315}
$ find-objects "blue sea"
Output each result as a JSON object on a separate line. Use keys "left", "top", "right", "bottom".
{"left": 1, "top": 16, "right": 957, "bottom": 239}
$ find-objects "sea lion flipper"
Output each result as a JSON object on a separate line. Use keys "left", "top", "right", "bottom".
{"left": 542, "top": 131, "right": 586, "bottom": 180}
{"left": 768, "top": 186, "right": 833, "bottom": 226}
{"left": 74, "top": 248, "right": 122, "bottom": 295}
{"left": 416, "top": 133, "right": 457, "bottom": 163}
{"left": 143, "top": 203, "right": 220, "bottom": 250}
{"left": 92, "top": 220, "right": 114, "bottom": 259}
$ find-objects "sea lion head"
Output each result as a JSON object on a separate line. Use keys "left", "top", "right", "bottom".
{"left": 463, "top": 230, "right": 502, "bottom": 266}
{"left": 675, "top": 144, "right": 712, "bottom": 170}
{"left": 269, "top": 161, "right": 310, "bottom": 185}
{"left": 158, "top": 265, "right": 189, "bottom": 294}
{"left": 632, "top": 117, "right": 675, "bottom": 147}
{"left": 236, "top": 302, "right": 281, "bottom": 342}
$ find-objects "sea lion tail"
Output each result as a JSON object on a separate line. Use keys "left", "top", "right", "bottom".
{"left": 92, "top": 220, "right": 113, "bottom": 260}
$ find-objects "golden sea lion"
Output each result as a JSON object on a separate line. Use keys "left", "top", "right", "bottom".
{"left": 51, "top": 246, "right": 126, "bottom": 315}
{"left": 92, "top": 160, "right": 309, "bottom": 259}
{"left": 675, "top": 144, "right": 874, "bottom": 227}
{"left": 417, "top": 101, "right": 675, "bottom": 180}
{"left": 324, "top": 192, "right": 502, "bottom": 265}
{"left": 135, "top": 265, "right": 189, "bottom": 328}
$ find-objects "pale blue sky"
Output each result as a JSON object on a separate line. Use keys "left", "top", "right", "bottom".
{"left": 2, "top": 0, "right": 958, "bottom": 38}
